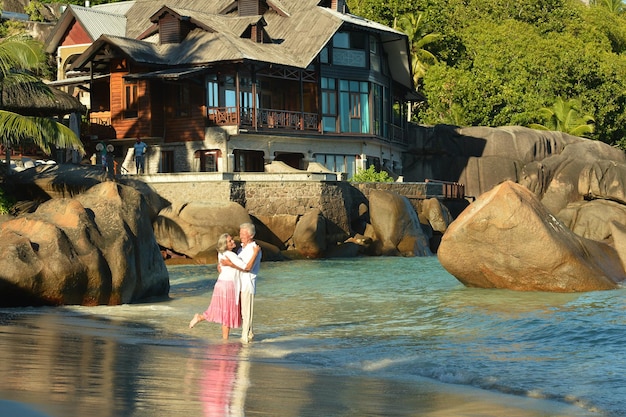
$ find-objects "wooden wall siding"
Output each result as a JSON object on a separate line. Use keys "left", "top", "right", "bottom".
{"left": 109, "top": 65, "right": 152, "bottom": 139}
{"left": 149, "top": 80, "right": 165, "bottom": 137}
{"left": 250, "top": 23, "right": 264, "bottom": 43}
{"left": 60, "top": 20, "right": 91, "bottom": 46}
{"left": 163, "top": 82, "right": 205, "bottom": 143}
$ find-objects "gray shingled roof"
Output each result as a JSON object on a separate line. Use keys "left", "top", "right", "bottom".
{"left": 124, "top": 0, "right": 235, "bottom": 40}
{"left": 59, "top": 0, "right": 412, "bottom": 89}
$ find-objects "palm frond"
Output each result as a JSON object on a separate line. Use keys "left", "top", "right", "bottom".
{"left": 0, "top": 110, "right": 83, "bottom": 154}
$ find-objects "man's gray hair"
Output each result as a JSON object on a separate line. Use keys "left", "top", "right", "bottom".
{"left": 240, "top": 222, "right": 256, "bottom": 237}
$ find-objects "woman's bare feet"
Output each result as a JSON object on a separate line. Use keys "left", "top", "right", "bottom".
{"left": 189, "top": 313, "right": 203, "bottom": 328}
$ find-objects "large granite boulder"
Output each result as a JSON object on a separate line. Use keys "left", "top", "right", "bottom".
{"left": 0, "top": 181, "right": 169, "bottom": 306}
{"left": 253, "top": 213, "right": 298, "bottom": 250}
{"left": 405, "top": 125, "right": 626, "bottom": 245}
{"left": 438, "top": 181, "right": 625, "bottom": 292}
{"left": 292, "top": 208, "right": 327, "bottom": 258}
{"left": 368, "top": 189, "right": 432, "bottom": 256}
{"left": 153, "top": 201, "right": 252, "bottom": 258}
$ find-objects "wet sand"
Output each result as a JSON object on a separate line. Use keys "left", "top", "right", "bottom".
{"left": 0, "top": 342, "right": 601, "bottom": 417}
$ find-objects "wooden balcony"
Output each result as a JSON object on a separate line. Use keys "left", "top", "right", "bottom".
{"left": 87, "top": 111, "right": 115, "bottom": 140}
{"left": 207, "top": 106, "right": 319, "bottom": 131}
{"left": 206, "top": 106, "right": 407, "bottom": 146}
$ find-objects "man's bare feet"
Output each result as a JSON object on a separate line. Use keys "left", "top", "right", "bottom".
{"left": 189, "top": 313, "right": 202, "bottom": 329}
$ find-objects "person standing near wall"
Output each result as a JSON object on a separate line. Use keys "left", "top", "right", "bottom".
{"left": 105, "top": 144, "right": 115, "bottom": 179}
{"left": 133, "top": 137, "right": 147, "bottom": 174}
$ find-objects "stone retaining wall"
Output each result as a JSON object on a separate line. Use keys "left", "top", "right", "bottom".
{"left": 144, "top": 174, "right": 461, "bottom": 239}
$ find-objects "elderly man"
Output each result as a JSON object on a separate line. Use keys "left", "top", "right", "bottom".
{"left": 237, "top": 222, "right": 262, "bottom": 343}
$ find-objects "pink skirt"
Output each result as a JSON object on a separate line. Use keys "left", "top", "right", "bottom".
{"left": 203, "top": 279, "right": 241, "bottom": 328}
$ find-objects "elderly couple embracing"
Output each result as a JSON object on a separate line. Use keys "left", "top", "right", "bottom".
{"left": 189, "top": 223, "right": 262, "bottom": 343}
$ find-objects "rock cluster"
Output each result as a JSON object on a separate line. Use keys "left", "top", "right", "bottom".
{"left": 0, "top": 178, "right": 169, "bottom": 306}
{"left": 437, "top": 181, "right": 625, "bottom": 292}
{"left": 5, "top": 124, "right": 626, "bottom": 303}
{"left": 416, "top": 125, "right": 626, "bottom": 292}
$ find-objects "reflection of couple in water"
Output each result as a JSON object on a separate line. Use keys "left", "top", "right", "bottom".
{"left": 199, "top": 341, "right": 250, "bottom": 417}
{"left": 190, "top": 223, "right": 261, "bottom": 343}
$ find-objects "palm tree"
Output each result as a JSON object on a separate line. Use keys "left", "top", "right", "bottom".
{"left": 591, "top": 0, "right": 624, "bottom": 14}
{"left": 0, "top": 35, "right": 83, "bottom": 171}
{"left": 529, "top": 97, "right": 595, "bottom": 137}
{"left": 395, "top": 12, "right": 441, "bottom": 89}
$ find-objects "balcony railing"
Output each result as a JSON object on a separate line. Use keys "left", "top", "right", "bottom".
{"left": 207, "top": 107, "right": 239, "bottom": 125}
{"left": 208, "top": 106, "right": 319, "bottom": 131}
{"left": 206, "top": 106, "right": 407, "bottom": 145}
{"left": 89, "top": 111, "right": 111, "bottom": 126}
{"left": 87, "top": 111, "right": 115, "bottom": 140}
{"left": 425, "top": 179, "right": 466, "bottom": 199}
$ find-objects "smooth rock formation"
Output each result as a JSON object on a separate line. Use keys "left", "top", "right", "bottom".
{"left": 0, "top": 182, "right": 169, "bottom": 306}
{"left": 292, "top": 209, "right": 327, "bottom": 258}
{"left": 438, "top": 181, "right": 625, "bottom": 292}
{"left": 153, "top": 201, "right": 252, "bottom": 258}
{"left": 368, "top": 189, "right": 432, "bottom": 256}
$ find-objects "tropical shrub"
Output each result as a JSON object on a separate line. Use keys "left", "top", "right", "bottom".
{"left": 350, "top": 166, "right": 394, "bottom": 182}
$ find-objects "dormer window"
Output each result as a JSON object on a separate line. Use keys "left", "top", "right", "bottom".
{"left": 238, "top": 0, "right": 267, "bottom": 17}
{"left": 159, "top": 13, "right": 192, "bottom": 44}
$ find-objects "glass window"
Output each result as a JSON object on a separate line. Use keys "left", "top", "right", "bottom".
{"left": 320, "top": 47, "right": 329, "bottom": 64}
{"left": 322, "top": 77, "right": 337, "bottom": 132}
{"left": 331, "top": 31, "right": 366, "bottom": 68}
{"left": 339, "top": 80, "right": 369, "bottom": 133}
{"left": 177, "top": 84, "right": 190, "bottom": 117}
{"left": 206, "top": 76, "right": 219, "bottom": 107}
{"left": 315, "top": 154, "right": 357, "bottom": 178}
{"left": 123, "top": 79, "right": 138, "bottom": 119}
{"left": 370, "top": 35, "right": 381, "bottom": 73}
{"left": 350, "top": 32, "right": 366, "bottom": 50}
{"left": 225, "top": 90, "right": 236, "bottom": 108}
{"left": 333, "top": 32, "right": 349, "bottom": 48}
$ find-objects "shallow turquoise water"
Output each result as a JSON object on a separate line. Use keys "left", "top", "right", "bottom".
{"left": 0, "top": 257, "right": 623, "bottom": 416}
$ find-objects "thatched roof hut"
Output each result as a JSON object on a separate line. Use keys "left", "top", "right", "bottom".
{"left": 1, "top": 81, "right": 86, "bottom": 117}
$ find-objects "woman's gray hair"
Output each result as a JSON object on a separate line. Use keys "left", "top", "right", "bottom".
{"left": 240, "top": 222, "right": 256, "bottom": 237}
{"left": 216, "top": 233, "right": 230, "bottom": 253}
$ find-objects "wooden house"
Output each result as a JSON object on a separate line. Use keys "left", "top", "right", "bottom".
{"left": 45, "top": 0, "right": 419, "bottom": 177}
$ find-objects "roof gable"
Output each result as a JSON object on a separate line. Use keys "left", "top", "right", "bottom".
{"left": 45, "top": 4, "right": 126, "bottom": 54}
{"left": 59, "top": 19, "right": 92, "bottom": 46}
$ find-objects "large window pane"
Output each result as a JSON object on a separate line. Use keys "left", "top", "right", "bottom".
{"left": 339, "top": 91, "right": 350, "bottom": 132}
{"left": 323, "top": 116, "right": 336, "bottom": 132}
{"left": 333, "top": 32, "right": 349, "bottom": 48}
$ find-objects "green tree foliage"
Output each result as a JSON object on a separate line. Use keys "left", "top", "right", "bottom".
{"left": 0, "top": 35, "right": 83, "bottom": 168}
{"left": 529, "top": 97, "right": 595, "bottom": 137}
{"left": 591, "top": 0, "right": 625, "bottom": 14}
{"left": 378, "top": 0, "right": 626, "bottom": 147}
{"left": 0, "top": 185, "right": 14, "bottom": 214}
{"left": 24, "top": 0, "right": 45, "bottom": 22}
{"left": 349, "top": 166, "right": 394, "bottom": 182}
{"left": 347, "top": 0, "right": 626, "bottom": 147}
